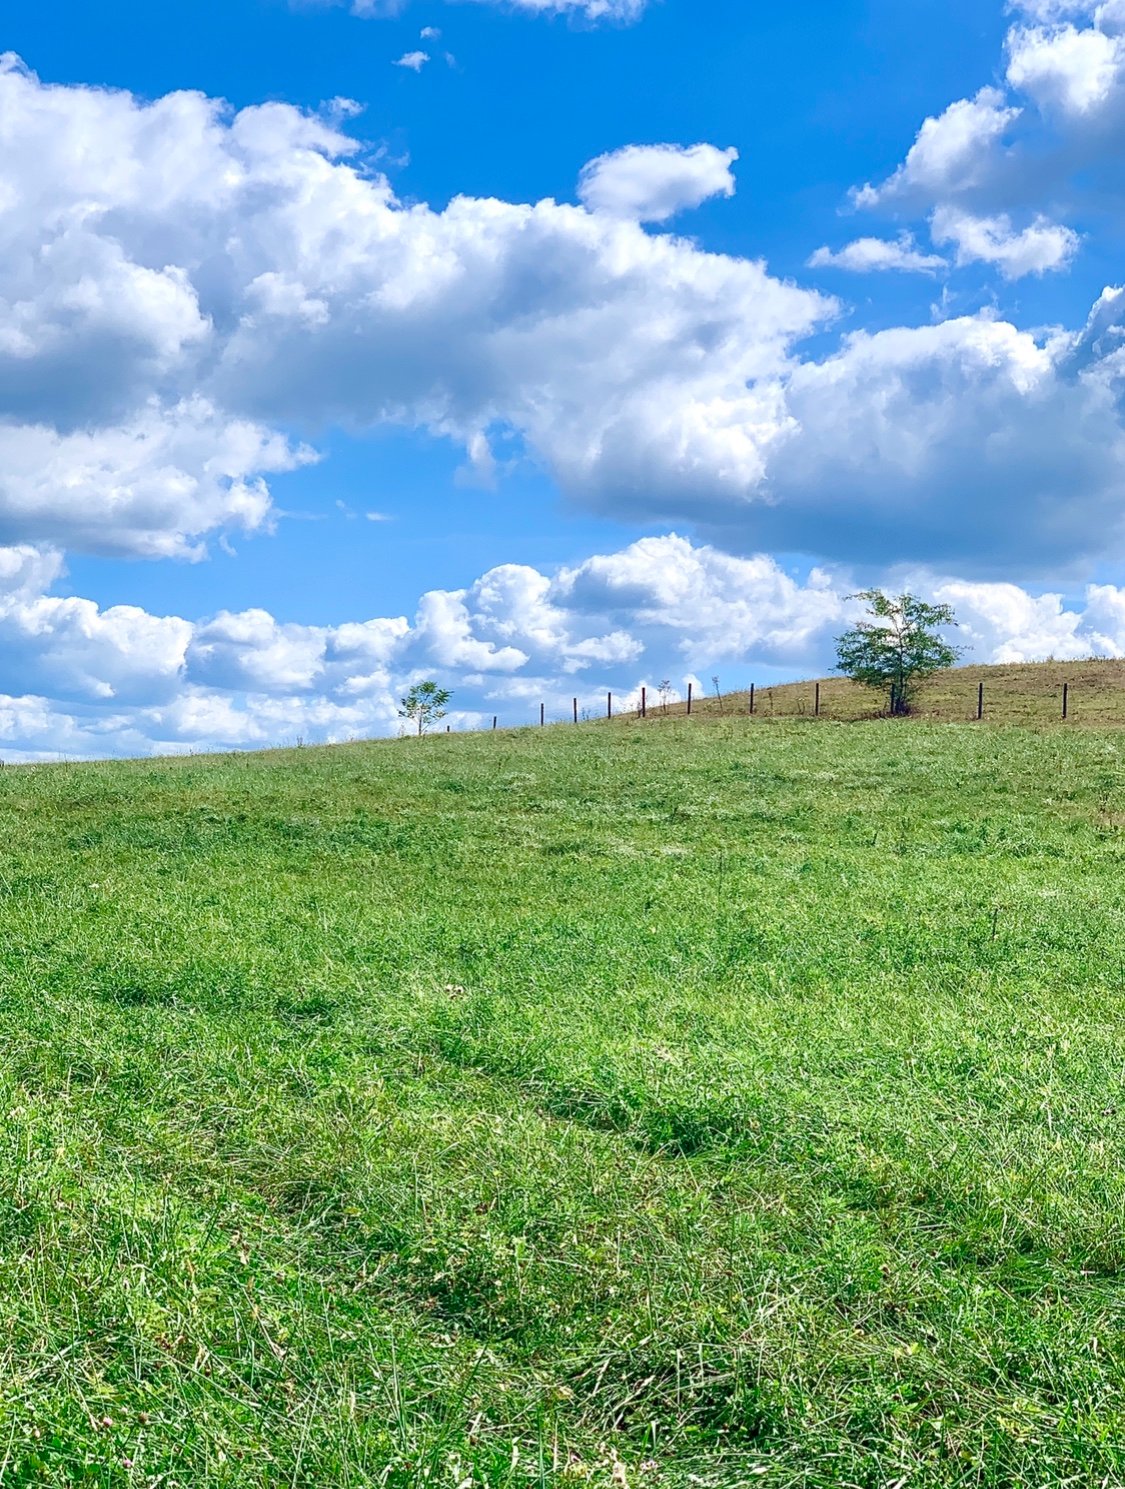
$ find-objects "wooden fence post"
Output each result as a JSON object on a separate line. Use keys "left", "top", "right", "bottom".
{"left": 749, "top": 684, "right": 755, "bottom": 716}
{"left": 607, "top": 692, "right": 613, "bottom": 720}
{"left": 977, "top": 682, "right": 984, "bottom": 721}
{"left": 687, "top": 683, "right": 693, "bottom": 716}
{"left": 815, "top": 682, "right": 821, "bottom": 717}
{"left": 540, "top": 702, "right": 546, "bottom": 727}
{"left": 493, "top": 716, "right": 498, "bottom": 731}
{"left": 1063, "top": 682, "right": 1069, "bottom": 720}
{"left": 641, "top": 686, "right": 647, "bottom": 719}
{"left": 573, "top": 697, "right": 579, "bottom": 724}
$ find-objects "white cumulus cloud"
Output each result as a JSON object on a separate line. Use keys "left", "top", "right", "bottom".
{"left": 0, "top": 535, "right": 1123, "bottom": 760}
{"left": 807, "top": 235, "right": 948, "bottom": 274}
{"left": 1006, "top": 21, "right": 1125, "bottom": 114}
{"left": 0, "top": 400, "right": 310, "bottom": 559}
{"left": 750, "top": 313, "right": 1125, "bottom": 571}
{"left": 348, "top": 0, "right": 647, "bottom": 19}
{"left": 0, "top": 59, "right": 829, "bottom": 558}
{"left": 5, "top": 57, "right": 1125, "bottom": 587}
{"left": 850, "top": 1, "right": 1125, "bottom": 242}
{"left": 577, "top": 143, "right": 740, "bottom": 222}
{"left": 854, "top": 89, "right": 1022, "bottom": 209}
{"left": 930, "top": 206, "right": 1079, "bottom": 277}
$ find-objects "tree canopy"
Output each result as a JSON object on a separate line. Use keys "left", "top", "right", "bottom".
{"left": 398, "top": 681, "right": 452, "bottom": 736}
{"left": 835, "top": 590, "right": 962, "bottom": 715}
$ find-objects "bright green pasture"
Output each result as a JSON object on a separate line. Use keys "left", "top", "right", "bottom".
{"left": 2, "top": 718, "right": 1125, "bottom": 1487}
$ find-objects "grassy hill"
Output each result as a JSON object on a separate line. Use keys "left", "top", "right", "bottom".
{"left": 630, "top": 657, "right": 1125, "bottom": 727}
{"left": 5, "top": 700, "right": 1125, "bottom": 1484}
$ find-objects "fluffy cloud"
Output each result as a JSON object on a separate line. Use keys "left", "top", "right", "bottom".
{"left": 3, "top": 534, "right": 837, "bottom": 757}
{"left": 1006, "top": 21, "right": 1125, "bottom": 115}
{"left": 215, "top": 184, "right": 827, "bottom": 515}
{"left": 854, "top": 89, "right": 1022, "bottom": 209}
{"left": 7, "top": 54, "right": 1125, "bottom": 587}
{"left": 927, "top": 578, "right": 1091, "bottom": 661}
{"left": 1008, "top": 2, "right": 1103, "bottom": 19}
{"left": 0, "top": 58, "right": 830, "bottom": 559}
{"left": 0, "top": 401, "right": 309, "bottom": 558}
{"left": 491, "top": 0, "right": 647, "bottom": 13}
{"left": 558, "top": 537, "right": 842, "bottom": 665}
{"left": 748, "top": 314, "right": 1125, "bottom": 570}
{"left": 0, "top": 545, "right": 192, "bottom": 707}
{"left": 346, "top": 0, "right": 647, "bottom": 18}
{"left": 854, "top": 3, "right": 1125, "bottom": 222}
{"left": 807, "top": 235, "right": 948, "bottom": 274}
{"left": 1, "top": 534, "right": 1124, "bottom": 760}
{"left": 577, "top": 143, "right": 740, "bottom": 222}
{"left": 836, "top": 0, "right": 1125, "bottom": 345}
{"left": 472, "top": 0, "right": 647, "bottom": 13}
{"left": 929, "top": 206, "right": 1079, "bottom": 277}
{"left": 0, "top": 533, "right": 824, "bottom": 756}
{"left": 920, "top": 571, "right": 1125, "bottom": 664}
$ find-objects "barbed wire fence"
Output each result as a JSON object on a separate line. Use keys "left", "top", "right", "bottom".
{"left": 425, "top": 675, "right": 1098, "bottom": 737}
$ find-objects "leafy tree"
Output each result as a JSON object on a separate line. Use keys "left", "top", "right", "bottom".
{"left": 398, "top": 681, "right": 452, "bottom": 736}
{"left": 835, "top": 590, "right": 962, "bottom": 715}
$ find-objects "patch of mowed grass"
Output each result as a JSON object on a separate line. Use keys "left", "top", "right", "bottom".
{"left": 4, "top": 720, "right": 1125, "bottom": 1484}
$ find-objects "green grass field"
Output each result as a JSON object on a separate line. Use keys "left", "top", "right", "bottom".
{"left": 5, "top": 707, "right": 1125, "bottom": 1486}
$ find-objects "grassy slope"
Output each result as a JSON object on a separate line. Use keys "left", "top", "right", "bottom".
{"left": 637, "top": 658, "right": 1125, "bottom": 727}
{"left": 3, "top": 714, "right": 1125, "bottom": 1484}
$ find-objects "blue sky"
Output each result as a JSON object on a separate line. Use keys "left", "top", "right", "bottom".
{"left": 2, "top": 0, "right": 1125, "bottom": 756}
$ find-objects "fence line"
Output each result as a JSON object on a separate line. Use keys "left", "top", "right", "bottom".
{"left": 423, "top": 678, "right": 1095, "bottom": 737}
